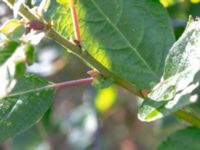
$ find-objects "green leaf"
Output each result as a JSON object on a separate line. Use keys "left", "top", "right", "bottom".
{"left": 43, "top": 0, "right": 175, "bottom": 89}
{"left": 0, "top": 19, "right": 25, "bottom": 40}
{"left": 0, "top": 74, "right": 55, "bottom": 141}
{"left": 0, "top": 40, "right": 20, "bottom": 64}
{"left": 24, "top": 43, "right": 35, "bottom": 65}
{"left": 157, "top": 127, "right": 200, "bottom": 150}
{"left": 92, "top": 76, "right": 114, "bottom": 89}
{"left": 138, "top": 18, "right": 200, "bottom": 121}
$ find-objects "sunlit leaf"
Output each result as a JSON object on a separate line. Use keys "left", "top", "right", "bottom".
{"left": 138, "top": 18, "right": 200, "bottom": 121}
{"left": 159, "top": 0, "right": 184, "bottom": 7}
{"left": 191, "top": 0, "right": 200, "bottom": 3}
{"left": 95, "top": 86, "right": 117, "bottom": 113}
{"left": 43, "top": 0, "right": 175, "bottom": 89}
{"left": 0, "top": 19, "right": 25, "bottom": 40}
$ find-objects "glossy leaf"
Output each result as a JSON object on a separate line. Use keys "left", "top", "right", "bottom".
{"left": 43, "top": 0, "right": 175, "bottom": 89}
{"left": 138, "top": 18, "right": 200, "bottom": 121}
{"left": 157, "top": 127, "right": 200, "bottom": 150}
{"left": 0, "top": 74, "right": 55, "bottom": 141}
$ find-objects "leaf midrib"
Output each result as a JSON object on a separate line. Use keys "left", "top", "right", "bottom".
{"left": 91, "top": 0, "right": 159, "bottom": 80}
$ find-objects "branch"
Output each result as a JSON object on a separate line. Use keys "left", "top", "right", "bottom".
{"left": 3, "top": 0, "right": 142, "bottom": 97}
{"left": 175, "top": 110, "right": 200, "bottom": 128}
{"left": 3, "top": 0, "right": 200, "bottom": 128}
{"left": 7, "top": 77, "right": 94, "bottom": 98}
{"left": 70, "top": 0, "right": 81, "bottom": 42}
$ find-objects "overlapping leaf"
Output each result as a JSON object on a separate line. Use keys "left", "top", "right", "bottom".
{"left": 42, "top": 0, "right": 175, "bottom": 89}
{"left": 0, "top": 40, "right": 25, "bottom": 98}
{"left": 0, "top": 74, "right": 55, "bottom": 141}
{"left": 0, "top": 39, "right": 36, "bottom": 98}
{"left": 139, "top": 18, "right": 200, "bottom": 121}
{"left": 0, "top": 18, "right": 37, "bottom": 98}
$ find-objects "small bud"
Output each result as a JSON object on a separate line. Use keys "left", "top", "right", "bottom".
{"left": 27, "top": 20, "right": 45, "bottom": 31}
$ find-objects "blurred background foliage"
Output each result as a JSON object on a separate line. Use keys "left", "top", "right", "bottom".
{"left": 0, "top": 0, "right": 200, "bottom": 150}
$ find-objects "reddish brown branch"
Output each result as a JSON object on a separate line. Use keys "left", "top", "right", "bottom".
{"left": 50, "top": 77, "right": 93, "bottom": 89}
{"left": 70, "top": 0, "right": 81, "bottom": 43}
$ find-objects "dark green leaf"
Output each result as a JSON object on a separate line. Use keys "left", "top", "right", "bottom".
{"left": 157, "top": 127, "right": 200, "bottom": 150}
{"left": 0, "top": 74, "right": 55, "bottom": 141}
{"left": 43, "top": 0, "right": 175, "bottom": 89}
{"left": 138, "top": 18, "right": 200, "bottom": 121}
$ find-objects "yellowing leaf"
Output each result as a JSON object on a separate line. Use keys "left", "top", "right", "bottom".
{"left": 191, "top": 0, "right": 200, "bottom": 3}
{"left": 0, "top": 20, "right": 21, "bottom": 35}
{"left": 95, "top": 86, "right": 116, "bottom": 113}
{"left": 56, "top": 0, "right": 69, "bottom": 5}
{"left": 160, "top": 0, "right": 184, "bottom": 7}
{"left": 0, "top": 19, "right": 25, "bottom": 40}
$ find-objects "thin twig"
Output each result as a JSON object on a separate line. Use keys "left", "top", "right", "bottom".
{"left": 70, "top": 0, "right": 81, "bottom": 42}
{"left": 50, "top": 77, "right": 93, "bottom": 89}
{"left": 6, "top": 77, "right": 93, "bottom": 98}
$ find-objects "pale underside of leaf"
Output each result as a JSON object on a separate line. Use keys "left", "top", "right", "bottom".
{"left": 138, "top": 18, "right": 200, "bottom": 121}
